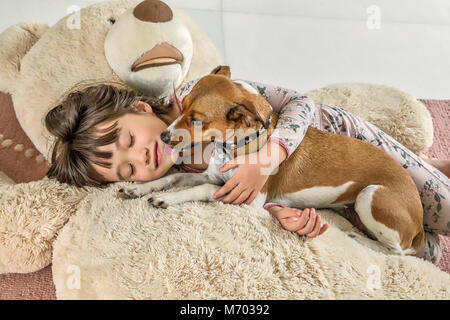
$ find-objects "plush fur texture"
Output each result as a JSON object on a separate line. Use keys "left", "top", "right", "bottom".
{"left": 52, "top": 179, "right": 450, "bottom": 299}
{"left": 0, "top": 175, "right": 88, "bottom": 273}
{"left": 305, "top": 83, "right": 433, "bottom": 155}
{"left": 0, "top": 0, "right": 221, "bottom": 160}
{"left": 0, "top": 83, "right": 441, "bottom": 298}
{"left": 0, "top": 22, "right": 49, "bottom": 93}
{"left": 0, "top": 0, "right": 441, "bottom": 297}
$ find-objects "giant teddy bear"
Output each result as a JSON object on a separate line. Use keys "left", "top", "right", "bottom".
{"left": 0, "top": 0, "right": 222, "bottom": 273}
{"left": 0, "top": 0, "right": 222, "bottom": 159}
{"left": 1, "top": 0, "right": 446, "bottom": 300}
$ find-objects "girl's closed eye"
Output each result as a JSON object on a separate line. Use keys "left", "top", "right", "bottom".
{"left": 129, "top": 133, "right": 134, "bottom": 147}
{"left": 129, "top": 164, "right": 134, "bottom": 177}
{"left": 129, "top": 133, "right": 135, "bottom": 178}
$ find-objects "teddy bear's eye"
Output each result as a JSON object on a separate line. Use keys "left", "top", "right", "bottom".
{"left": 108, "top": 18, "right": 116, "bottom": 25}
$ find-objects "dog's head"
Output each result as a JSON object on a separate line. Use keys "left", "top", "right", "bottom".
{"left": 161, "top": 66, "right": 274, "bottom": 151}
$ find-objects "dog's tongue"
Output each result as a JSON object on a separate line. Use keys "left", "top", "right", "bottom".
{"left": 163, "top": 143, "right": 173, "bottom": 155}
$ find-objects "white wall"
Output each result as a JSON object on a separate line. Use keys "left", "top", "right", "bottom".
{"left": 1, "top": 0, "right": 449, "bottom": 98}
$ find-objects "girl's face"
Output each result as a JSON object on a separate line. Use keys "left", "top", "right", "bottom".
{"left": 91, "top": 102, "right": 174, "bottom": 182}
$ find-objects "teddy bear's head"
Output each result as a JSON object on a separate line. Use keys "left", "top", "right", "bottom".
{"left": 105, "top": 0, "right": 193, "bottom": 98}
{"left": 0, "top": 0, "right": 221, "bottom": 159}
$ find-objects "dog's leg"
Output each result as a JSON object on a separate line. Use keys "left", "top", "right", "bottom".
{"left": 352, "top": 185, "right": 423, "bottom": 256}
{"left": 118, "top": 173, "right": 211, "bottom": 199}
{"left": 146, "top": 184, "right": 221, "bottom": 208}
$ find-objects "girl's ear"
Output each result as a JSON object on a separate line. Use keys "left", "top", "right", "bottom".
{"left": 131, "top": 101, "right": 153, "bottom": 113}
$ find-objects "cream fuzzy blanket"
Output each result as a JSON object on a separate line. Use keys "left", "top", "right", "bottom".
{"left": 52, "top": 181, "right": 450, "bottom": 299}
{"left": 1, "top": 83, "right": 447, "bottom": 299}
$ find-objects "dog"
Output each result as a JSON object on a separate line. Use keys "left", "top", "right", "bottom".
{"left": 119, "top": 66, "right": 424, "bottom": 256}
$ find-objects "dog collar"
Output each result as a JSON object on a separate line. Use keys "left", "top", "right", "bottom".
{"left": 215, "top": 115, "right": 272, "bottom": 151}
{"left": 173, "top": 114, "right": 272, "bottom": 161}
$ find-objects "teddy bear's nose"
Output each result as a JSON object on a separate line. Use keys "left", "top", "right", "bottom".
{"left": 133, "top": 0, "right": 173, "bottom": 23}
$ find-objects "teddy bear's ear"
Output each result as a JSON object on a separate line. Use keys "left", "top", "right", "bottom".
{"left": 0, "top": 22, "right": 49, "bottom": 94}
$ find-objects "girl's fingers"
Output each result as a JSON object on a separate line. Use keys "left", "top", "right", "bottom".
{"left": 292, "top": 209, "right": 310, "bottom": 229}
{"left": 214, "top": 178, "right": 239, "bottom": 199}
{"left": 232, "top": 189, "right": 252, "bottom": 205}
{"left": 319, "top": 223, "right": 329, "bottom": 235}
{"left": 222, "top": 184, "right": 244, "bottom": 203}
{"left": 297, "top": 209, "right": 316, "bottom": 235}
{"left": 281, "top": 210, "right": 309, "bottom": 232}
{"left": 319, "top": 224, "right": 328, "bottom": 236}
{"left": 306, "top": 215, "right": 322, "bottom": 238}
{"left": 244, "top": 190, "right": 258, "bottom": 205}
{"left": 219, "top": 162, "right": 239, "bottom": 173}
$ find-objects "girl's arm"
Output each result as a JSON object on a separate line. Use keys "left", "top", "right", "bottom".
{"left": 242, "top": 79, "right": 316, "bottom": 159}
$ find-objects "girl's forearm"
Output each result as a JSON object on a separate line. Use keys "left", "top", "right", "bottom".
{"left": 258, "top": 141, "right": 288, "bottom": 169}
{"left": 267, "top": 140, "right": 288, "bottom": 163}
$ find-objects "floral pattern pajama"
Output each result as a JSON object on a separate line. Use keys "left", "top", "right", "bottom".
{"left": 177, "top": 79, "right": 449, "bottom": 264}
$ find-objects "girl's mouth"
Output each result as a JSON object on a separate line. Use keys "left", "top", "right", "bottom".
{"left": 153, "top": 142, "right": 158, "bottom": 168}
{"left": 154, "top": 142, "right": 161, "bottom": 168}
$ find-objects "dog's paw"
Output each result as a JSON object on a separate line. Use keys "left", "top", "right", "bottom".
{"left": 118, "top": 186, "right": 144, "bottom": 199}
{"left": 145, "top": 192, "right": 183, "bottom": 209}
{"left": 118, "top": 180, "right": 169, "bottom": 199}
{"left": 146, "top": 195, "right": 170, "bottom": 209}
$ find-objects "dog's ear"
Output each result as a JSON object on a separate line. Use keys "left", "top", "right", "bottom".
{"left": 210, "top": 65, "right": 231, "bottom": 78}
{"left": 226, "top": 104, "right": 260, "bottom": 127}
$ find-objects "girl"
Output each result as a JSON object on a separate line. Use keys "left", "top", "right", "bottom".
{"left": 45, "top": 78, "right": 450, "bottom": 264}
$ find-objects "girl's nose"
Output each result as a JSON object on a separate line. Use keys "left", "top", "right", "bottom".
{"left": 143, "top": 147, "right": 150, "bottom": 165}
{"left": 132, "top": 147, "right": 150, "bottom": 166}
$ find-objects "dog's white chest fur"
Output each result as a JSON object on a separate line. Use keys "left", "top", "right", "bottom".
{"left": 203, "top": 145, "right": 237, "bottom": 184}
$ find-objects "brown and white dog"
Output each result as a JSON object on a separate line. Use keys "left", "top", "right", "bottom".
{"left": 120, "top": 66, "right": 424, "bottom": 256}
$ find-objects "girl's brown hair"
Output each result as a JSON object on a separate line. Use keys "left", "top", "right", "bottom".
{"left": 45, "top": 82, "right": 173, "bottom": 190}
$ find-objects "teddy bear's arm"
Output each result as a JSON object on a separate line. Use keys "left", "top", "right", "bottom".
{"left": 0, "top": 22, "right": 49, "bottom": 93}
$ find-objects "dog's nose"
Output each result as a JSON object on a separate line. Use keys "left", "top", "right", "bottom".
{"left": 160, "top": 131, "right": 171, "bottom": 144}
{"left": 133, "top": 0, "right": 173, "bottom": 23}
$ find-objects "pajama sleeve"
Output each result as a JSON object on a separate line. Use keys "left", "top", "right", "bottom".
{"left": 237, "top": 79, "right": 316, "bottom": 159}
{"left": 177, "top": 79, "right": 200, "bottom": 102}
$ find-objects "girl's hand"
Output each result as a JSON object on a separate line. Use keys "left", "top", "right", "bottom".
{"left": 271, "top": 207, "right": 328, "bottom": 238}
{"left": 213, "top": 141, "right": 287, "bottom": 205}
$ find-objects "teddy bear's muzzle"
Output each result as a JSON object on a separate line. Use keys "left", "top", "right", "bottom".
{"left": 131, "top": 42, "right": 184, "bottom": 72}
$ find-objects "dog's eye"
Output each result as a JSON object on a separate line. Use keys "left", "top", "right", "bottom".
{"left": 108, "top": 18, "right": 116, "bottom": 25}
